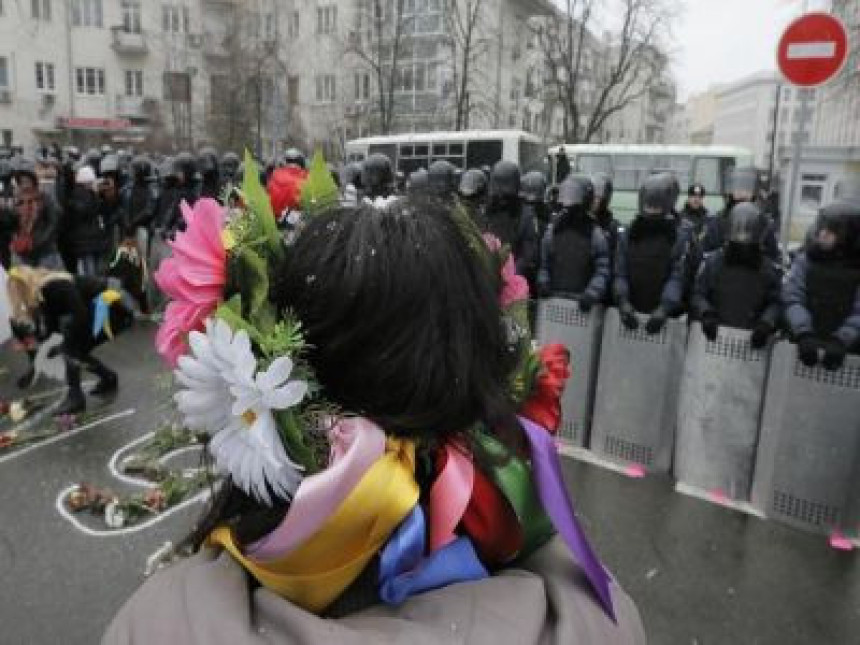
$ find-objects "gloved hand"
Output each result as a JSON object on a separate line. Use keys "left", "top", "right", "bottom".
{"left": 645, "top": 307, "right": 667, "bottom": 335}
{"left": 797, "top": 335, "right": 820, "bottom": 367}
{"left": 537, "top": 280, "right": 551, "bottom": 299}
{"left": 821, "top": 337, "right": 847, "bottom": 371}
{"left": 701, "top": 312, "right": 719, "bottom": 342}
{"left": 750, "top": 321, "right": 774, "bottom": 349}
{"left": 578, "top": 292, "right": 596, "bottom": 313}
{"left": 619, "top": 302, "right": 639, "bottom": 331}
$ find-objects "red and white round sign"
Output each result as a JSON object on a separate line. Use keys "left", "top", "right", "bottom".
{"left": 777, "top": 12, "right": 849, "bottom": 87}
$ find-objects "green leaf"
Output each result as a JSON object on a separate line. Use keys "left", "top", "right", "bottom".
{"left": 214, "top": 295, "right": 265, "bottom": 346}
{"left": 274, "top": 408, "right": 319, "bottom": 473}
{"left": 233, "top": 247, "right": 269, "bottom": 320}
{"left": 242, "top": 150, "right": 283, "bottom": 262}
{"left": 300, "top": 149, "right": 339, "bottom": 216}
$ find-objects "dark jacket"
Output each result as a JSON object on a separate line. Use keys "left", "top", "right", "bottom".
{"left": 121, "top": 183, "right": 159, "bottom": 236}
{"left": 6, "top": 194, "right": 61, "bottom": 267}
{"left": 65, "top": 185, "right": 111, "bottom": 256}
{"left": 702, "top": 207, "right": 781, "bottom": 263}
{"left": 538, "top": 213, "right": 611, "bottom": 302}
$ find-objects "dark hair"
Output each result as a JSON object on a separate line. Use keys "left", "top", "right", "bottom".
{"left": 274, "top": 197, "right": 516, "bottom": 439}
{"left": 185, "top": 196, "right": 519, "bottom": 548}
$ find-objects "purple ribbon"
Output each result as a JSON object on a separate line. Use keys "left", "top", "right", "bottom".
{"left": 519, "top": 416, "right": 616, "bottom": 621}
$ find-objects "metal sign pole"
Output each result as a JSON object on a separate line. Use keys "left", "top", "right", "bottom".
{"left": 781, "top": 89, "right": 810, "bottom": 254}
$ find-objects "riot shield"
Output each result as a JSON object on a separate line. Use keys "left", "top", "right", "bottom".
{"left": 751, "top": 341, "right": 860, "bottom": 537}
{"left": 590, "top": 308, "right": 687, "bottom": 473}
{"left": 674, "top": 324, "right": 771, "bottom": 501}
{"left": 536, "top": 298, "right": 604, "bottom": 447}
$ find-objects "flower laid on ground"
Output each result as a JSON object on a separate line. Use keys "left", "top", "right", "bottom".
{"left": 55, "top": 414, "right": 77, "bottom": 432}
{"left": 9, "top": 401, "right": 29, "bottom": 423}
{"left": 0, "top": 431, "right": 18, "bottom": 449}
{"left": 104, "top": 500, "right": 128, "bottom": 528}
{"left": 520, "top": 344, "right": 572, "bottom": 434}
{"left": 143, "top": 488, "right": 167, "bottom": 512}
{"left": 154, "top": 198, "right": 227, "bottom": 366}
{"left": 0, "top": 400, "right": 9, "bottom": 416}
{"left": 175, "top": 318, "right": 308, "bottom": 505}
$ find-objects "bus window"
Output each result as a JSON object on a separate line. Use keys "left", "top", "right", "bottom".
{"left": 399, "top": 142, "right": 430, "bottom": 174}
{"left": 693, "top": 157, "right": 721, "bottom": 194}
{"left": 576, "top": 154, "right": 611, "bottom": 175}
{"left": 466, "top": 139, "right": 503, "bottom": 169}
{"left": 430, "top": 142, "right": 466, "bottom": 169}
{"left": 653, "top": 155, "right": 691, "bottom": 189}
{"left": 347, "top": 153, "right": 365, "bottom": 163}
{"left": 613, "top": 154, "right": 654, "bottom": 190}
{"left": 368, "top": 144, "right": 397, "bottom": 164}
{"left": 519, "top": 141, "right": 547, "bottom": 173}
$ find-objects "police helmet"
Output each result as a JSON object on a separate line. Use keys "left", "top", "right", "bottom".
{"left": 361, "top": 153, "right": 394, "bottom": 195}
{"left": 489, "top": 160, "right": 520, "bottom": 199}
{"left": 282, "top": 148, "right": 307, "bottom": 170}
{"left": 458, "top": 169, "right": 487, "bottom": 199}
{"left": 558, "top": 174, "right": 595, "bottom": 211}
{"left": 727, "top": 202, "right": 767, "bottom": 245}
{"left": 521, "top": 171, "right": 547, "bottom": 204}
{"left": 428, "top": 159, "right": 457, "bottom": 196}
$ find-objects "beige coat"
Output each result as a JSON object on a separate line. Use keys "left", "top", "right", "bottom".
{"left": 104, "top": 537, "right": 646, "bottom": 644}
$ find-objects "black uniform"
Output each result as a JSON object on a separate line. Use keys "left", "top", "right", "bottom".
{"left": 457, "top": 169, "right": 487, "bottom": 228}
{"left": 485, "top": 160, "right": 537, "bottom": 282}
{"left": 692, "top": 203, "right": 782, "bottom": 347}
{"left": 538, "top": 175, "right": 610, "bottom": 310}
{"left": 783, "top": 199, "right": 860, "bottom": 370}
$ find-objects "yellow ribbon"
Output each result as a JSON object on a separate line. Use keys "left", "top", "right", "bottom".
{"left": 210, "top": 438, "right": 419, "bottom": 613}
{"left": 100, "top": 289, "right": 122, "bottom": 339}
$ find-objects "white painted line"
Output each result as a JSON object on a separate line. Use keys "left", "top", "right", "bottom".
{"left": 55, "top": 484, "right": 210, "bottom": 537}
{"left": 108, "top": 433, "right": 202, "bottom": 487}
{"left": 787, "top": 41, "right": 837, "bottom": 60}
{"left": 0, "top": 408, "right": 136, "bottom": 464}
{"left": 674, "top": 482, "right": 767, "bottom": 519}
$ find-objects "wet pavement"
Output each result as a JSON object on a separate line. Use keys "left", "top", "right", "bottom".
{"left": 0, "top": 323, "right": 858, "bottom": 644}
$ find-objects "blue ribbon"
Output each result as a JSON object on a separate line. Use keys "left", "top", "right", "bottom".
{"left": 91, "top": 294, "right": 110, "bottom": 339}
{"left": 378, "top": 505, "right": 488, "bottom": 605}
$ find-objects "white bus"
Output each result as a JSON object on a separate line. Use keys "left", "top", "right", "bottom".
{"left": 345, "top": 130, "right": 547, "bottom": 176}
{"left": 548, "top": 144, "right": 755, "bottom": 221}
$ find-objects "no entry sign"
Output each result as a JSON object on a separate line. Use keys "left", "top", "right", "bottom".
{"left": 777, "top": 12, "right": 849, "bottom": 87}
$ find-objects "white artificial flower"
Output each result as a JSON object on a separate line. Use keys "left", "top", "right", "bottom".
{"left": 362, "top": 195, "right": 400, "bottom": 210}
{"left": 173, "top": 317, "right": 308, "bottom": 505}
{"left": 104, "top": 501, "right": 127, "bottom": 529}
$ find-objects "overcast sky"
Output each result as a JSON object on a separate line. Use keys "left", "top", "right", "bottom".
{"left": 673, "top": 0, "right": 831, "bottom": 100}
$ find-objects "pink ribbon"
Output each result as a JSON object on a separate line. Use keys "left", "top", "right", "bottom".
{"left": 246, "top": 417, "right": 387, "bottom": 560}
{"left": 428, "top": 442, "right": 475, "bottom": 552}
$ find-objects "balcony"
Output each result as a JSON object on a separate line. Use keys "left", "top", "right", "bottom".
{"left": 111, "top": 27, "right": 149, "bottom": 55}
{"left": 114, "top": 95, "right": 152, "bottom": 120}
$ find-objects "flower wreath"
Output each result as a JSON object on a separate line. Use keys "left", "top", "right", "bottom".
{"left": 155, "top": 152, "right": 615, "bottom": 620}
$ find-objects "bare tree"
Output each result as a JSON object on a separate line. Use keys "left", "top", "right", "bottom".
{"left": 531, "top": 0, "right": 676, "bottom": 143}
{"left": 444, "top": 0, "right": 491, "bottom": 130}
{"left": 344, "top": 0, "right": 408, "bottom": 135}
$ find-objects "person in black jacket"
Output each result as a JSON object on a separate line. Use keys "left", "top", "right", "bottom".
{"left": 485, "top": 160, "right": 538, "bottom": 283}
{"left": 7, "top": 184, "right": 63, "bottom": 270}
{"left": 7, "top": 265, "right": 131, "bottom": 414}
{"left": 783, "top": 198, "right": 860, "bottom": 370}
{"left": 65, "top": 165, "right": 111, "bottom": 276}
{"left": 692, "top": 202, "right": 782, "bottom": 348}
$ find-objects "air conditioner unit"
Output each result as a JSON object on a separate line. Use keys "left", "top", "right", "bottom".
{"left": 188, "top": 34, "right": 203, "bottom": 48}
{"left": 0, "top": 89, "right": 11, "bottom": 104}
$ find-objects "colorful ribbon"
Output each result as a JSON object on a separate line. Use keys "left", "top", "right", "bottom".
{"left": 91, "top": 289, "right": 122, "bottom": 339}
{"left": 379, "top": 505, "right": 488, "bottom": 605}
{"left": 210, "top": 437, "right": 419, "bottom": 613}
{"left": 247, "top": 416, "right": 387, "bottom": 560}
{"left": 428, "top": 441, "right": 474, "bottom": 551}
{"left": 519, "top": 416, "right": 616, "bottom": 621}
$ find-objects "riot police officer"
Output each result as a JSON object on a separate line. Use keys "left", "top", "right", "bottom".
{"left": 703, "top": 167, "right": 780, "bottom": 261}
{"left": 537, "top": 174, "right": 610, "bottom": 311}
{"left": 485, "top": 160, "right": 537, "bottom": 280}
{"left": 693, "top": 202, "right": 782, "bottom": 347}
{"left": 198, "top": 147, "right": 221, "bottom": 200}
{"left": 361, "top": 153, "right": 395, "bottom": 201}
{"left": 784, "top": 198, "right": 860, "bottom": 370}
{"left": 282, "top": 148, "right": 307, "bottom": 170}
{"left": 456, "top": 168, "right": 486, "bottom": 225}
{"left": 591, "top": 173, "right": 620, "bottom": 268}
{"left": 615, "top": 173, "right": 690, "bottom": 333}
{"left": 427, "top": 160, "right": 457, "bottom": 201}
{"left": 521, "top": 171, "right": 549, "bottom": 245}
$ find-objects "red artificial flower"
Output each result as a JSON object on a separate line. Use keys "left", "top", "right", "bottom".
{"left": 267, "top": 166, "right": 309, "bottom": 220}
{"left": 0, "top": 432, "right": 16, "bottom": 449}
{"left": 520, "top": 343, "right": 572, "bottom": 434}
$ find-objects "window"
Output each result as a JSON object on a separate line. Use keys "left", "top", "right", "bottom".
{"left": 121, "top": 0, "right": 141, "bottom": 33}
{"left": 31, "top": 0, "right": 51, "bottom": 20}
{"left": 466, "top": 140, "right": 503, "bottom": 169}
{"left": 394, "top": 62, "right": 436, "bottom": 92}
{"left": 163, "top": 71, "right": 191, "bottom": 102}
{"left": 288, "top": 75, "right": 299, "bottom": 105}
{"left": 692, "top": 157, "right": 721, "bottom": 194}
{"left": 1, "top": 130, "right": 11, "bottom": 147}
{"left": 71, "top": 0, "right": 102, "bottom": 27}
{"left": 0, "top": 57, "right": 8, "bottom": 89}
{"left": 354, "top": 73, "right": 370, "bottom": 101}
{"left": 576, "top": 154, "right": 611, "bottom": 175}
{"left": 315, "top": 74, "right": 336, "bottom": 103}
{"left": 317, "top": 5, "right": 336, "bottom": 34}
{"left": 125, "top": 70, "right": 143, "bottom": 96}
{"left": 35, "top": 62, "right": 55, "bottom": 92}
{"left": 162, "top": 4, "right": 189, "bottom": 33}
{"left": 264, "top": 13, "right": 275, "bottom": 39}
{"left": 288, "top": 11, "right": 299, "bottom": 38}
{"left": 800, "top": 174, "right": 827, "bottom": 210}
{"left": 520, "top": 141, "right": 547, "bottom": 173}
{"left": 75, "top": 67, "right": 106, "bottom": 95}
{"left": 398, "top": 143, "right": 430, "bottom": 174}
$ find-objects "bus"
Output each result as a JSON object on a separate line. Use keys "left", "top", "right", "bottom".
{"left": 548, "top": 144, "right": 754, "bottom": 223}
{"left": 345, "top": 130, "right": 547, "bottom": 176}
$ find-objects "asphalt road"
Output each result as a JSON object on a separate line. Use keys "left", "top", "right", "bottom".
{"left": 0, "top": 323, "right": 858, "bottom": 644}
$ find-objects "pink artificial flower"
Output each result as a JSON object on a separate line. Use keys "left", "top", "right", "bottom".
{"left": 483, "top": 233, "right": 529, "bottom": 308}
{"left": 154, "top": 199, "right": 227, "bottom": 366}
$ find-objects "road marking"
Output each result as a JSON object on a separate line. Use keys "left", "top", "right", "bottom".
{"left": 0, "top": 409, "right": 136, "bottom": 464}
{"left": 55, "top": 484, "right": 210, "bottom": 537}
{"left": 787, "top": 42, "right": 837, "bottom": 59}
{"left": 108, "top": 431, "right": 202, "bottom": 487}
